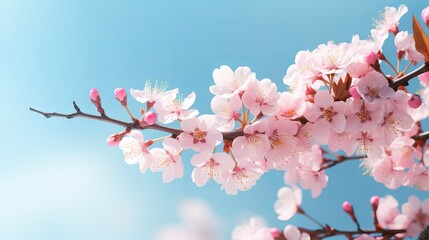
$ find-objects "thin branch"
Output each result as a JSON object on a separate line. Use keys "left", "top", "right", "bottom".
{"left": 319, "top": 155, "right": 366, "bottom": 171}
{"left": 412, "top": 131, "right": 429, "bottom": 141}
{"left": 390, "top": 62, "right": 429, "bottom": 90}
{"left": 30, "top": 102, "right": 242, "bottom": 139}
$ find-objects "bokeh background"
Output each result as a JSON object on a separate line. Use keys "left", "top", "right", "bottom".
{"left": 1, "top": 1, "right": 428, "bottom": 239}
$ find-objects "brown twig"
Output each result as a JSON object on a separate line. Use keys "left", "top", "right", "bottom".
{"left": 389, "top": 62, "right": 429, "bottom": 90}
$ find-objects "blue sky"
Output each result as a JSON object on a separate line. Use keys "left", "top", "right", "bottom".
{"left": 1, "top": 1, "right": 428, "bottom": 239}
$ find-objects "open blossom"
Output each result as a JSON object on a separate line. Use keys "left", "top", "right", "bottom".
{"left": 210, "top": 94, "right": 241, "bottom": 131}
{"left": 274, "top": 187, "right": 302, "bottom": 221}
{"left": 232, "top": 120, "right": 271, "bottom": 163}
{"left": 403, "top": 164, "right": 429, "bottom": 190}
{"left": 283, "top": 225, "right": 310, "bottom": 240}
{"left": 372, "top": 5, "right": 408, "bottom": 43}
{"left": 345, "top": 98, "right": 384, "bottom": 132}
{"left": 394, "top": 31, "right": 425, "bottom": 62}
{"left": 284, "top": 145, "right": 328, "bottom": 198}
{"left": 377, "top": 195, "right": 400, "bottom": 229}
{"left": 118, "top": 130, "right": 153, "bottom": 173}
{"left": 150, "top": 138, "right": 184, "bottom": 183}
{"left": 275, "top": 92, "right": 307, "bottom": 119}
{"left": 354, "top": 71, "right": 394, "bottom": 103}
{"left": 304, "top": 90, "right": 346, "bottom": 143}
{"left": 232, "top": 218, "right": 274, "bottom": 240}
{"left": 210, "top": 65, "right": 255, "bottom": 98}
{"left": 399, "top": 196, "right": 429, "bottom": 236}
{"left": 312, "top": 41, "right": 353, "bottom": 74}
{"left": 191, "top": 152, "right": 235, "bottom": 186}
{"left": 155, "top": 91, "right": 199, "bottom": 124}
{"left": 264, "top": 117, "right": 299, "bottom": 171}
{"left": 223, "top": 157, "right": 262, "bottom": 195}
{"left": 130, "top": 80, "right": 178, "bottom": 107}
{"left": 242, "top": 78, "right": 280, "bottom": 116}
{"left": 179, "top": 115, "right": 223, "bottom": 153}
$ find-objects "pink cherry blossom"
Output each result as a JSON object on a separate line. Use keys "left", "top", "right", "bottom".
{"left": 210, "top": 65, "right": 255, "bottom": 98}
{"left": 312, "top": 41, "right": 353, "bottom": 74}
{"left": 179, "top": 115, "right": 223, "bottom": 153}
{"left": 118, "top": 130, "right": 153, "bottom": 173}
{"left": 371, "top": 155, "right": 406, "bottom": 189}
{"left": 304, "top": 90, "right": 346, "bottom": 143}
{"left": 419, "top": 71, "right": 429, "bottom": 86}
{"left": 232, "top": 120, "right": 271, "bottom": 164}
{"left": 274, "top": 187, "right": 302, "bottom": 221}
{"left": 372, "top": 5, "right": 408, "bottom": 43}
{"left": 354, "top": 71, "right": 394, "bottom": 103}
{"left": 232, "top": 218, "right": 274, "bottom": 240}
{"left": 284, "top": 50, "right": 321, "bottom": 89}
{"left": 130, "top": 80, "right": 178, "bottom": 107}
{"left": 283, "top": 225, "right": 310, "bottom": 240}
{"left": 423, "top": 6, "right": 429, "bottom": 28}
{"left": 408, "top": 94, "right": 422, "bottom": 109}
{"left": 399, "top": 196, "right": 429, "bottom": 236}
{"left": 394, "top": 31, "right": 424, "bottom": 62}
{"left": 150, "top": 138, "right": 184, "bottom": 183}
{"left": 222, "top": 158, "right": 262, "bottom": 195}
{"left": 155, "top": 91, "right": 199, "bottom": 124}
{"left": 345, "top": 98, "right": 384, "bottom": 132}
{"left": 191, "top": 152, "right": 235, "bottom": 186}
{"left": 376, "top": 195, "right": 400, "bottom": 229}
{"left": 210, "top": 94, "right": 241, "bottom": 131}
{"left": 403, "top": 164, "right": 429, "bottom": 191}
{"left": 264, "top": 118, "right": 299, "bottom": 171}
{"left": 284, "top": 145, "right": 328, "bottom": 198}
{"left": 242, "top": 78, "right": 279, "bottom": 116}
{"left": 275, "top": 92, "right": 307, "bottom": 119}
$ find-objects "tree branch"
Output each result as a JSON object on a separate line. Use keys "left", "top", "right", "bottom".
{"left": 275, "top": 227, "right": 406, "bottom": 239}
{"left": 389, "top": 62, "right": 429, "bottom": 90}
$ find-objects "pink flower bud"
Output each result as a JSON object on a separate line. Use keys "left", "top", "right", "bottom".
{"left": 348, "top": 86, "right": 361, "bottom": 99}
{"left": 364, "top": 52, "right": 379, "bottom": 65}
{"left": 408, "top": 94, "right": 422, "bottom": 109}
{"left": 370, "top": 196, "right": 379, "bottom": 206}
{"left": 269, "top": 228, "right": 280, "bottom": 238}
{"left": 342, "top": 201, "right": 353, "bottom": 213}
{"left": 106, "top": 134, "right": 121, "bottom": 147}
{"left": 418, "top": 72, "right": 429, "bottom": 86}
{"left": 90, "top": 88, "right": 100, "bottom": 102}
{"left": 143, "top": 111, "right": 157, "bottom": 125}
{"left": 422, "top": 7, "right": 429, "bottom": 28}
{"left": 114, "top": 88, "right": 127, "bottom": 106}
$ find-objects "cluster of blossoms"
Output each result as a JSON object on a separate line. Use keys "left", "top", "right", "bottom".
{"left": 32, "top": 4, "right": 429, "bottom": 240}
{"left": 234, "top": 192, "right": 429, "bottom": 239}
{"left": 102, "top": 4, "right": 429, "bottom": 199}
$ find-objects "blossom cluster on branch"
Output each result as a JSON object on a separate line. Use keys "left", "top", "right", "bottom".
{"left": 31, "top": 4, "right": 429, "bottom": 239}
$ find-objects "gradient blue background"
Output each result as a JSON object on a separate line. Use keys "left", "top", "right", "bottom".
{"left": 1, "top": 1, "right": 428, "bottom": 239}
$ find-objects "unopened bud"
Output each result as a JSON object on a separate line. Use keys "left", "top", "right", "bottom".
{"left": 408, "top": 94, "right": 422, "bottom": 109}
{"left": 370, "top": 196, "right": 379, "bottom": 207}
{"left": 342, "top": 201, "right": 353, "bottom": 213}
{"left": 348, "top": 86, "right": 361, "bottom": 99}
{"left": 106, "top": 134, "right": 122, "bottom": 147}
{"left": 269, "top": 228, "right": 280, "bottom": 238}
{"left": 114, "top": 88, "right": 127, "bottom": 106}
{"left": 143, "top": 111, "right": 157, "bottom": 125}
{"left": 422, "top": 7, "right": 429, "bottom": 28}
{"left": 89, "top": 88, "right": 105, "bottom": 116}
{"left": 90, "top": 88, "right": 100, "bottom": 102}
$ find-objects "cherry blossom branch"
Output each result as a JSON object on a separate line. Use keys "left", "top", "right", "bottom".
{"left": 281, "top": 227, "right": 405, "bottom": 239}
{"left": 389, "top": 62, "right": 429, "bottom": 90}
{"left": 29, "top": 102, "right": 247, "bottom": 139}
{"left": 319, "top": 155, "right": 366, "bottom": 171}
